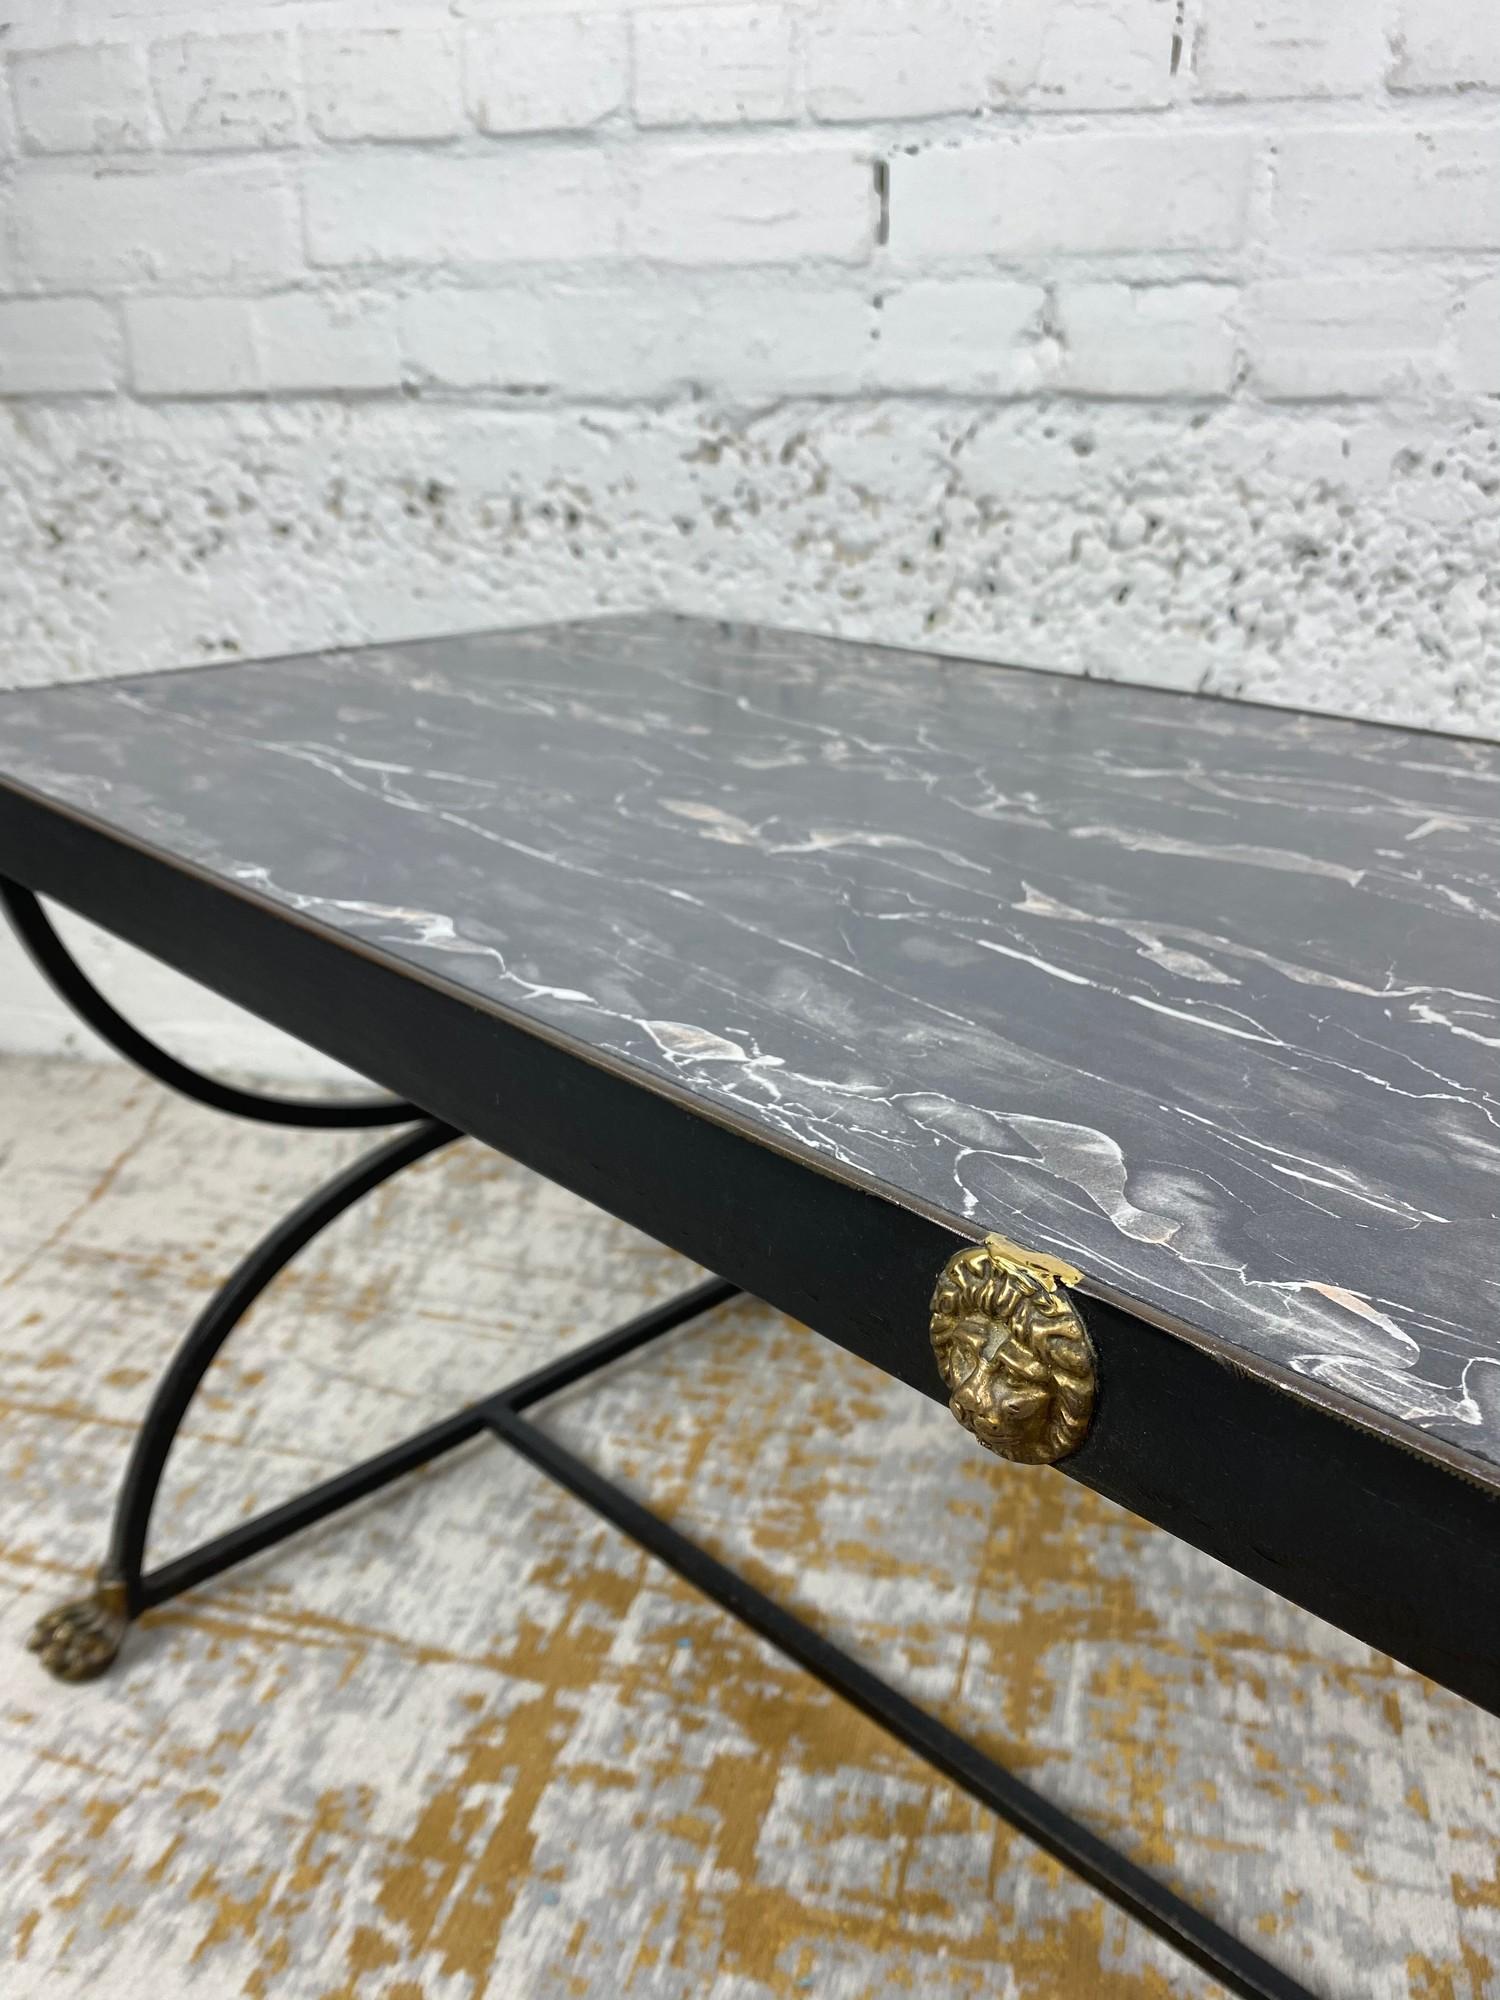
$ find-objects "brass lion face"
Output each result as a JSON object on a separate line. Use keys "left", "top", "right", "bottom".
{"left": 929, "top": 1237, "right": 1095, "bottom": 1464}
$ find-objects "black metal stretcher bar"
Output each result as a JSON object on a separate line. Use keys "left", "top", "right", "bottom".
{"left": 4, "top": 879, "right": 1312, "bottom": 2000}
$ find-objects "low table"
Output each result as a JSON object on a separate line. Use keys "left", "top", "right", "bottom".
{"left": 2, "top": 614, "right": 1496, "bottom": 2000}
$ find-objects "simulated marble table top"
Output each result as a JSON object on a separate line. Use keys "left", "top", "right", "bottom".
{"left": 1, "top": 613, "right": 1497, "bottom": 1482}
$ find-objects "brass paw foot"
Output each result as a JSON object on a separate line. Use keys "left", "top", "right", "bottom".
{"left": 26, "top": 1573, "right": 129, "bottom": 1682}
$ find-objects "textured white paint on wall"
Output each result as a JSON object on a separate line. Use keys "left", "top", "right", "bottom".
{"left": 0, "top": 0, "right": 1496, "bottom": 1072}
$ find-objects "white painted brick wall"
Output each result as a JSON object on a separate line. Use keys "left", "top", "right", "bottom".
{"left": 871, "top": 279, "right": 1046, "bottom": 394}
{"left": 1455, "top": 275, "right": 1500, "bottom": 391}
{"left": 13, "top": 160, "right": 300, "bottom": 288}
{"left": 127, "top": 291, "right": 400, "bottom": 395}
{"left": 1274, "top": 127, "right": 1500, "bottom": 252}
{"left": 151, "top": 33, "right": 299, "bottom": 152}
{"left": 0, "top": 297, "right": 120, "bottom": 391}
{"left": 0, "top": 0, "right": 1497, "bottom": 1074}
{"left": 803, "top": 4, "right": 1038, "bottom": 121}
{"left": 629, "top": 142, "right": 873, "bottom": 262}
{"left": 402, "top": 276, "right": 870, "bottom": 397}
{"left": 124, "top": 294, "right": 260, "bottom": 395}
{"left": 1055, "top": 282, "right": 1237, "bottom": 397}
{"left": 1195, "top": 0, "right": 1385, "bottom": 101}
{"left": 465, "top": 16, "right": 629, "bottom": 135}
{"left": 634, "top": 5, "right": 796, "bottom": 128}
{"left": 10, "top": 42, "right": 154, "bottom": 152}
{"left": 304, "top": 148, "right": 623, "bottom": 266}
{"left": 1034, "top": 0, "right": 1177, "bottom": 111}
{"left": 303, "top": 29, "right": 463, "bottom": 143}
{"left": 1247, "top": 277, "right": 1451, "bottom": 400}
{"left": 1390, "top": 0, "right": 1500, "bottom": 92}
{"left": 890, "top": 133, "right": 1252, "bottom": 258}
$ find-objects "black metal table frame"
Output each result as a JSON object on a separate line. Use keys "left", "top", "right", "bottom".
{"left": 5, "top": 877, "right": 1330, "bottom": 2000}
{"left": 8, "top": 771, "right": 1499, "bottom": 1730}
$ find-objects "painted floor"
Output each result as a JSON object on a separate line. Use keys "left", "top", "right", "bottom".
{"left": 0, "top": 1053, "right": 1496, "bottom": 1999}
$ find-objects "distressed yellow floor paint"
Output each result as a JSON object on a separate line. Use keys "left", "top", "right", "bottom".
{"left": 1, "top": 1052, "right": 1498, "bottom": 1997}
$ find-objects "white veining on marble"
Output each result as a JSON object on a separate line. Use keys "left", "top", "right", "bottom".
{"left": 2, "top": 613, "right": 1498, "bottom": 1469}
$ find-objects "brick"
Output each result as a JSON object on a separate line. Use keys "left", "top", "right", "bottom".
{"left": 10, "top": 42, "right": 153, "bottom": 152}
{"left": 127, "top": 291, "right": 400, "bottom": 395}
{"left": 1455, "top": 277, "right": 1500, "bottom": 392}
{"left": 1247, "top": 277, "right": 1447, "bottom": 399}
{"left": 890, "top": 133, "right": 1250, "bottom": 258}
{"left": 125, "top": 296, "right": 259, "bottom": 394}
{"left": 303, "top": 28, "right": 463, "bottom": 142}
{"left": 13, "top": 160, "right": 299, "bottom": 289}
{"left": 0, "top": 298, "right": 120, "bottom": 392}
{"left": 1034, "top": 0, "right": 1177, "bottom": 111}
{"left": 687, "top": 280, "right": 870, "bottom": 393}
{"left": 401, "top": 278, "right": 868, "bottom": 397}
{"left": 1056, "top": 282, "right": 1236, "bottom": 396}
{"left": 252, "top": 293, "right": 400, "bottom": 392}
{"left": 868, "top": 279, "right": 1044, "bottom": 393}
{"left": 1391, "top": 0, "right": 1500, "bottom": 92}
{"left": 1195, "top": 0, "right": 1385, "bottom": 99}
{"left": 305, "top": 150, "right": 622, "bottom": 267}
{"left": 399, "top": 289, "right": 555, "bottom": 390}
{"left": 465, "top": 15, "right": 626, "bottom": 135}
{"left": 151, "top": 33, "right": 298, "bottom": 151}
{"left": 805, "top": 2, "right": 1042, "bottom": 120}
{"left": 1274, "top": 128, "right": 1500, "bottom": 252}
{"left": 626, "top": 144, "right": 874, "bottom": 264}
{"left": 634, "top": 5, "right": 795, "bottom": 127}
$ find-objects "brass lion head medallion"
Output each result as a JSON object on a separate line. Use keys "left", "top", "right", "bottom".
{"left": 930, "top": 1235, "right": 1095, "bottom": 1464}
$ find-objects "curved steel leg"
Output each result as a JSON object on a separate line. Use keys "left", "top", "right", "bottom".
{"left": 1, "top": 876, "right": 422, "bottom": 1127}
{"left": 27, "top": 1118, "right": 459, "bottom": 1681}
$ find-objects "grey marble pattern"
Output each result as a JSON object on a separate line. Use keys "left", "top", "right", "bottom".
{"left": 1, "top": 613, "right": 1497, "bottom": 1477}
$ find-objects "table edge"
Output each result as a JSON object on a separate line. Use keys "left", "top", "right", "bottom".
{"left": 6, "top": 606, "right": 1499, "bottom": 752}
